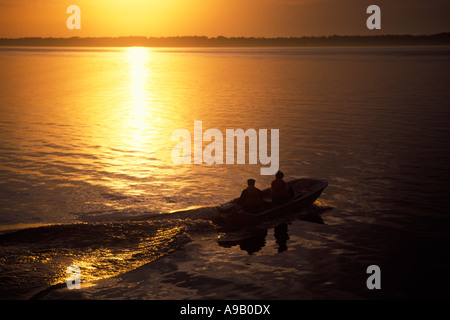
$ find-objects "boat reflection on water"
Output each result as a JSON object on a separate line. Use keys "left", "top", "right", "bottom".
{"left": 217, "top": 214, "right": 324, "bottom": 255}
{"left": 218, "top": 228, "right": 268, "bottom": 255}
{"left": 274, "top": 223, "right": 289, "bottom": 253}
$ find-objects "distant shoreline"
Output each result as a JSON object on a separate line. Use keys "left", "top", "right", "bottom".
{"left": 1, "top": 33, "right": 450, "bottom": 47}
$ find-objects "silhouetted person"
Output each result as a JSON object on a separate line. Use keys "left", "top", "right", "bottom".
{"left": 271, "top": 171, "right": 290, "bottom": 205}
{"left": 239, "top": 179, "right": 264, "bottom": 213}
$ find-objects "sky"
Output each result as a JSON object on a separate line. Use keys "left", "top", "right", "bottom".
{"left": 1, "top": 0, "right": 449, "bottom": 38}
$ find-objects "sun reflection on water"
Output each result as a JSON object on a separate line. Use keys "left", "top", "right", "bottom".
{"left": 128, "top": 47, "right": 151, "bottom": 132}
{"left": 95, "top": 47, "right": 160, "bottom": 193}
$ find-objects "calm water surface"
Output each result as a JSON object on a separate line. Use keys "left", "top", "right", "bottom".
{"left": 0, "top": 46, "right": 449, "bottom": 299}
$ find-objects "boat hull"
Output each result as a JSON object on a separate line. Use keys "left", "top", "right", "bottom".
{"left": 216, "top": 178, "right": 328, "bottom": 229}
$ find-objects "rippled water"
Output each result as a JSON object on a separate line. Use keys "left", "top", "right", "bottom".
{"left": 1, "top": 46, "right": 450, "bottom": 299}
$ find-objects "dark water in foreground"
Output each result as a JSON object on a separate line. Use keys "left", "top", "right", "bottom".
{"left": 1, "top": 46, "right": 450, "bottom": 299}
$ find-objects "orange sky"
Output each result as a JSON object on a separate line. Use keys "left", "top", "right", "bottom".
{"left": 1, "top": 0, "right": 449, "bottom": 38}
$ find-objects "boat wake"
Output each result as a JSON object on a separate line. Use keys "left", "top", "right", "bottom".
{"left": 0, "top": 199, "right": 333, "bottom": 300}
{"left": 0, "top": 206, "right": 219, "bottom": 300}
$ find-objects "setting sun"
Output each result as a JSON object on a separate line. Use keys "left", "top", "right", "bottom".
{"left": 2, "top": 0, "right": 450, "bottom": 38}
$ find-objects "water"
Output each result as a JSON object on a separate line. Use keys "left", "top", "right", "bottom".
{"left": 1, "top": 46, "right": 450, "bottom": 299}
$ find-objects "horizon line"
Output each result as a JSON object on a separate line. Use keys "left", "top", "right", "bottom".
{"left": 1, "top": 33, "right": 449, "bottom": 48}
{"left": 2, "top": 32, "right": 450, "bottom": 40}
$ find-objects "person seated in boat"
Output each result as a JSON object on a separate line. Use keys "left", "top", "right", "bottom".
{"left": 271, "top": 170, "right": 291, "bottom": 205}
{"left": 239, "top": 179, "right": 264, "bottom": 213}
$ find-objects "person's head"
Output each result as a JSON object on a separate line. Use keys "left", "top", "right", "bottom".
{"left": 247, "top": 179, "right": 256, "bottom": 186}
{"left": 275, "top": 170, "right": 284, "bottom": 179}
